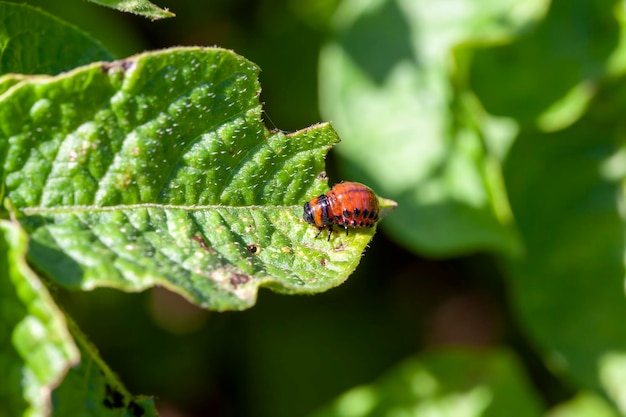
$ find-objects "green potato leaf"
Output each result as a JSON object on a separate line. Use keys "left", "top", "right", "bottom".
{"left": 309, "top": 348, "right": 543, "bottom": 417}
{"left": 319, "top": 0, "right": 549, "bottom": 256}
{"left": 0, "top": 47, "right": 385, "bottom": 311}
{"left": 85, "top": 0, "right": 174, "bottom": 20}
{"left": 51, "top": 321, "right": 158, "bottom": 417}
{"left": 548, "top": 392, "right": 620, "bottom": 417}
{"left": 0, "top": 2, "right": 112, "bottom": 80}
{"left": 503, "top": 76, "right": 626, "bottom": 411}
{"left": 0, "top": 217, "right": 79, "bottom": 417}
{"left": 470, "top": 0, "right": 621, "bottom": 130}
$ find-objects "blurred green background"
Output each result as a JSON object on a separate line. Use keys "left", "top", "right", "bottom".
{"left": 11, "top": 0, "right": 626, "bottom": 416}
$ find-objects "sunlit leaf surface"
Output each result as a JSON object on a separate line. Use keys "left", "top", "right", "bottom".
{"left": 0, "top": 47, "right": 383, "bottom": 311}
{"left": 0, "top": 218, "right": 79, "bottom": 417}
{"left": 86, "top": 0, "right": 174, "bottom": 20}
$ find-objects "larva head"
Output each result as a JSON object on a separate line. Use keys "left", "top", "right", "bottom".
{"left": 303, "top": 195, "right": 331, "bottom": 227}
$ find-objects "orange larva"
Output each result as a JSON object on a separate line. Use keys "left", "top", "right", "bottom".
{"left": 303, "top": 182, "right": 380, "bottom": 240}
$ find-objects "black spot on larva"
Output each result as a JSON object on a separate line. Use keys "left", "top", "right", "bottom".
{"left": 353, "top": 208, "right": 361, "bottom": 218}
{"left": 362, "top": 209, "right": 369, "bottom": 218}
{"left": 343, "top": 209, "right": 351, "bottom": 218}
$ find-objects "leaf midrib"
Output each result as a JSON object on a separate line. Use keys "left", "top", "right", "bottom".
{"left": 20, "top": 203, "right": 302, "bottom": 215}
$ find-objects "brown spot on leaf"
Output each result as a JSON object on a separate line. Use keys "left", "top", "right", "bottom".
{"left": 101, "top": 59, "right": 135, "bottom": 73}
{"left": 320, "top": 258, "right": 328, "bottom": 267}
{"left": 192, "top": 234, "right": 210, "bottom": 250}
{"left": 230, "top": 273, "right": 251, "bottom": 288}
{"left": 333, "top": 243, "right": 348, "bottom": 252}
{"left": 246, "top": 243, "right": 261, "bottom": 255}
{"left": 209, "top": 267, "right": 257, "bottom": 304}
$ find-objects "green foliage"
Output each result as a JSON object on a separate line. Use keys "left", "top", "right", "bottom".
{"left": 0, "top": 3, "right": 112, "bottom": 77}
{"left": 311, "top": 349, "right": 543, "bottom": 417}
{"left": 503, "top": 92, "right": 626, "bottom": 396}
{"left": 51, "top": 321, "right": 158, "bottom": 417}
{"left": 319, "top": 0, "right": 626, "bottom": 416}
{"left": 85, "top": 0, "right": 174, "bottom": 20}
{"left": 319, "top": 0, "right": 549, "bottom": 256}
{"left": 0, "top": 218, "right": 78, "bottom": 417}
{"left": 4, "top": 0, "right": 626, "bottom": 416}
{"left": 549, "top": 393, "right": 621, "bottom": 417}
{"left": 0, "top": 45, "right": 376, "bottom": 310}
{"left": 0, "top": 2, "right": 394, "bottom": 415}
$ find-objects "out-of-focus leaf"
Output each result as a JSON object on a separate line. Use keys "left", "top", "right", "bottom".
{"left": 319, "top": 0, "right": 549, "bottom": 256}
{"left": 2, "top": 0, "right": 146, "bottom": 59}
{"left": 600, "top": 352, "right": 626, "bottom": 413}
{"left": 0, "top": 47, "right": 380, "bottom": 311}
{"left": 86, "top": 0, "right": 174, "bottom": 20}
{"left": 0, "top": 75, "right": 24, "bottom": 95}
{"left": 471, "top": 0, "right": 621, "bottom": 129}
{"left": 309, "top": 348, "right": 543, "bottom": 417}
{"left": 503, "top": 76, "right": 626, "bottom": 411}
{"left": 0, "top": 216, "right": 79, "bottom": 417}
{"left": 0, "top": 2, "right": 112, "bottom": 81}
{"left": 547, "top": 392, "right": 620, "bottom": 417}
{"left": 51, "top": 321, "right": 158, "bottom": 417}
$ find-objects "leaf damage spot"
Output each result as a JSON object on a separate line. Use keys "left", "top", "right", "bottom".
{"left": 333, "top": 243, "right": 348, "bottom": 252}
{"left": 317, "top": 171, "right": 328, "bottom": 180}
{"left": 230, "top": 272, "right": 251, "bottom": 288}
{"left": 320, "top": 257, "right": 328, "bottom": 267}
{"left": 192, "top": 234, "right": 211, "bottom": 251}
{"left": 128, "top": 401, "right": 145, "bottom": 417}
{"left": 101, "top": 59, "right": 135, "bottom": 74}
{"left": 103, "top": 384, "right": 125, "bottom": 409}
{"left": 209, "top": 267, "right": 257, "bottom": 304}
{"left": 246, "top": 243, "right": 261, "bottom": 255}
{"left": 281, "top": 246, "right": 291, "bottom": 253}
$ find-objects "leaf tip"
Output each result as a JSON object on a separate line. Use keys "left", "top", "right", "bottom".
{"left": 378, "top": 197, "right": 398, "bottom": 220}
